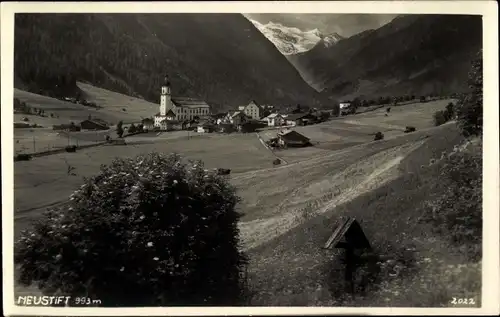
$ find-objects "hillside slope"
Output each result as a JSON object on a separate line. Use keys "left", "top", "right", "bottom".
{"left": 14, "top": 14, "right": 330, "bottom": 112}
{"left": 288, "top": 15, "right": 482, "bottom": 98}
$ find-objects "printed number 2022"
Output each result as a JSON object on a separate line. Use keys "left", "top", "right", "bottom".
{"left": 451, "top": 297, "right": 476, "bottom": 305}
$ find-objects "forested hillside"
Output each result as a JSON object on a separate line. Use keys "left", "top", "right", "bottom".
{"left": 14, "top": 14, "right": 330, "bottom": 111}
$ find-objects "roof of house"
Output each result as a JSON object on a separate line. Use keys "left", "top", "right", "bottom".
{"left": 211, "top": 112, "right": 227, "bottom": 119}
{"left": 285, "top": 113, "right": 315, "bottom": 121}
{"left": 247, "top": 100, "right": 264, "bottom": 111}
{"left": 278, "top": 130, "right": 310, "bottom": 142}
{"left": 155, "top": 109, "right": 176, "bottom": 117}
{"left": 80, "top": 119, "right": 108, "bottom": 128}
{"left": 265, "top": 113, "right": 283, "bottom": 119}
{"left": 91, "top": 118, "right": 108, "bottom": 125}
{"left": 231, "top": 111, "right": 246, "bottom": 118}
{"left": 171, "top": 97, "right": 210, "bottom": 109}
{"left": 142, "top": 118, "right": 154, "bottom": 123}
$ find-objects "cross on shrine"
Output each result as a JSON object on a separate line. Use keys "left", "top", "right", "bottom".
{"left": 323, "top": 217, "right": 372, "bottom": 295}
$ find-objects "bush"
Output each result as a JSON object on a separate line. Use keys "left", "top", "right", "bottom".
{"left": 128, "top": 124, "right": 137, "bottom": 134}
{"left": 444, "top": 102, "right": 455, "bottom": 121}
{"left": 14, "top": 153, "right": 248, "bottom": 306}
{"left": 15, "top": 153, "right": 32, "bottom": 161}
{"left": 116, "top": 121, "right": 124, "bottom": 138}
{"left": 374, "top": 132, "right": 384, "bottom": 141}
{"left": 404, "top": 126, "right": 416, "bottom": 133}
{"left": 422, "top": 139, "right": 482, "bottom": 261}
{"left": 420, "top": 96, "right": 427, "bottom": 103}
{"left": 386, "top": 107, "right": 391, "bottom": 113}
{"left": 455, "top": 50, "right": 483, "bottom": 137}
{"left": 433, "top": 110, "right": 448, "bottom": 126}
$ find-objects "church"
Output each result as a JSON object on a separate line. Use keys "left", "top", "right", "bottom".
{"left": 154, "top": 75, "right": 211, "bottom": 130}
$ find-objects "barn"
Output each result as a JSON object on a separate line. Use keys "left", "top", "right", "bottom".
{"left": 80, "top": 119, "right": 109, "bottom": 130}
{"left": 277, "top": 129, "right": 311, "bottom": 147}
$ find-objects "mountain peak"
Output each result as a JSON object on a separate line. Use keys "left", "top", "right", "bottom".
{"left": 248, "top": 19, "right": 324, "bottom": 55}
{"left": 321, "top": 32, "right": 344, "bottom": 47}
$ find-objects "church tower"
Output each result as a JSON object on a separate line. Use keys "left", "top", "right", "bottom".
{"left": 159, "top": 74, "right": 172, "bottom": 116}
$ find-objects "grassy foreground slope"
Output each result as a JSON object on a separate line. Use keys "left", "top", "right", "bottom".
{"left": 246, "top": 123, "right": 481, "bottom": 306}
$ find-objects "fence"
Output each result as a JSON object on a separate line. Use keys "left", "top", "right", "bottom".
{"left": 14, "top": 129, "right": 110, "bottom": 156}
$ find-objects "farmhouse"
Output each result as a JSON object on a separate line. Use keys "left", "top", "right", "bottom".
{"left": 210, "top": 112, "right": 228, "bottom": 125}
{"left": 141, "top": 118, "right": 155, "bottom": 131}
{"left": 339, "top": 101, "right": 355, "bottom": 115}
{"left": 196, "top": 122, "right": 215, "bottom": 133}
{"left": 284, "top": 113, "right": 317, "bottom": 126}
{"left": 225, "top": 111, "right": 249, "bottom": 126}
{"left": 154, "top": 75, "right": 211, "bottom": 129}
{"left": 80, "top": 119, "right": 109, "bottom": 130}
{"left": 264, "top": 113, "right": 285, "bottom": 127}
{"left": 277, "top": 129, "right": 311, "bottom": 147}
{"left": 242, "top": 100, "right": 264, "bottom": 120}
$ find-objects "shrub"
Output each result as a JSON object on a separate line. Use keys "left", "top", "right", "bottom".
{"left": 374, "top": 132, "right": 384, "bottom": 141}
{"left": 422, "top": 139, "right": 482, "bottom": 261}
{"left": 116, "top": 121, "right": 124, "bottom": 138}
{"left": 404, "top": 126, "right": 416, "bottom": 133}
{"left": 444, "top": 102, "right": 455, "bottom": 121}
{"left": 15, "top": 153, "right": 32, "bottom": 161}
{"left": 15, "top": 153, "right": 248, "bottom": 306}
{"left": 433, "top": 110, "right": 448, "bottom": 126}
{"left": 455, "top": 50, "right": 483, "bottom": 137}
{"left": 128, "top": 124, "right": 137, "bottom": 134}
{"left": 420, "top": 96, "right": 427, "bottom": 103}
{"left": 386, "top": 107, "right": 391, "bottom": 113}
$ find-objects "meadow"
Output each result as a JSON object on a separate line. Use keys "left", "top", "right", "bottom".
{"left": 14, "top": 91, "right": 475, "bottom": 306}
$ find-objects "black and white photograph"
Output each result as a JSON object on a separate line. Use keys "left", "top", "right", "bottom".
{"left": 2, "top": 1, "right": 499, "bottom": 315}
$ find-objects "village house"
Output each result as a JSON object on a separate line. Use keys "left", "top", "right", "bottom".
{"left": 224, "top": 111, "right": 249, "bottom": 126}
{"left": 210, "top": 112, "right": 228, "bottom": 125}
{"left": 242, "top": 100, "right": 264, "bottom": 120}
{"left": 80, "top": 118, "right": 109, "bottom": 130}
{"left": 339, "top": 101, "right": 354, "bottom": 115}
{"left": 141, "top": 118, "right": 155, "bottom": 131}
{"left": 277, "top": 129, "right": 311, "bottom": 148}
{"left": 264, "top": 113, "right": 285, "bottom": 127}
{"left": 196, "top": 121, "right": 215, "bottom": 133}
{"left": 284, "top": 113, "right": 317, "bottom": 126}
{"left": 154, "top": 75, "right": 211, "bottom": 130}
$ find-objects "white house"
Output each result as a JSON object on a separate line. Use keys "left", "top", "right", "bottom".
{"left": 264, "top": 113, "right": 285, "bottom": 127}
{"left": 242, "top": 100, "right": 264, "bottom": 120}
{"left": 154, "top": 75, "right": 211, "bottom": 129}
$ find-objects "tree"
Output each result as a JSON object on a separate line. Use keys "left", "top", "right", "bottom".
{"left": 14, "top": 153, "right": 248, "bottom": 307}
{"left": 433, "top": 110, "right": 448, "bottom": 126}
{"left": 455, "top": 49, "right": 483, "bottom": 137}
{"left": 116, "top": 120, "right": 124, "bottom": 138}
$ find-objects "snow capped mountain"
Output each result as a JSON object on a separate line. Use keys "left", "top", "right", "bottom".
{"left": 249, "top": 19, "right": 343, "bottom": 55}
{"left": 322, "top": 32, "right": 344, "bottom": 47}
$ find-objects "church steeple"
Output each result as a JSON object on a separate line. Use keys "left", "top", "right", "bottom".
{"left": 162, "top": 74, "right": 171, "bottom": 96}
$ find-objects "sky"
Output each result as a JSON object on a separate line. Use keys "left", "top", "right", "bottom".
{"left": 243, "top": 13, "right": 398, "bottom": 37}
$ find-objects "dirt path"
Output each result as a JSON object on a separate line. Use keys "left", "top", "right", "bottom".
{"left": 238, "top": 139, "right": 427, "bottom": 252}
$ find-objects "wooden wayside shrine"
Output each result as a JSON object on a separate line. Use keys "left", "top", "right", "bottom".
{"left": 323, "top": 217, "right": 371, "bottom": 250}
{"left": 323, "top": 217, "right": 372, "bottom": 295}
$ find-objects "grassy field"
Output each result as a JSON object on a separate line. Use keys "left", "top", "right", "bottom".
{"left": 13, "top": 84, "right": 158, "bottom": 154}
{"left": 14, "top": 132, "right": 277, "bottom": 238}
{"left": 259, "top": 99, "right": 454, "bottom": 163}
{"left": 13, "top": 95, "right": 478, "bottom": 307}
{"left": 245, "top": 123, "right": 479, "bottom": 307}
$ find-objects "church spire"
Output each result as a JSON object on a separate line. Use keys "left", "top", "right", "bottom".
{"left": 164, "top": 74, "right": 170, "bottom": 87}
